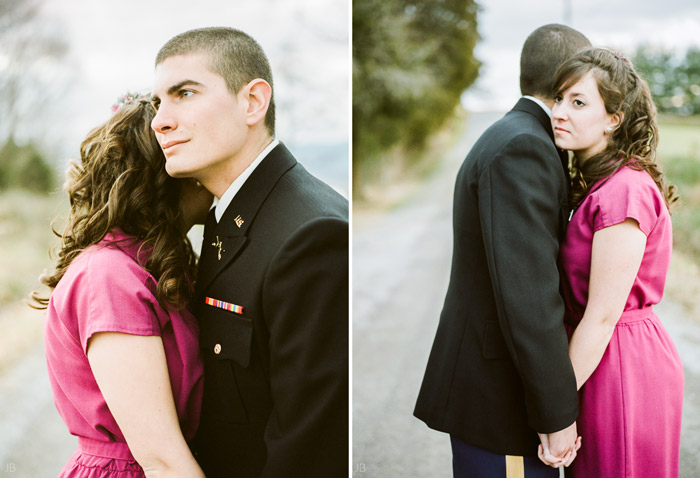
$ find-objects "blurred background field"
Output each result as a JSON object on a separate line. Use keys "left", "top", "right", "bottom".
{"left": 0, "top": 190, "right": 61, "bottom": 373}
{"left": 658, "top": 115, "right": 700, "bottom": 321}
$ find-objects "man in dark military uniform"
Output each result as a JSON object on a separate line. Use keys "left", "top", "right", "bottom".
{"left": 151, "top": 27, "right": 348, "bottom": 478}
{"left": 414, "top": 24, "right": 591, "bottom": 477}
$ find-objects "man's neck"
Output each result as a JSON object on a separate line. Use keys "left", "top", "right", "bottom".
{"left": 209, "top": 136, "right": 278, "bottom": 222}
{"left": 204, "top": 132, "right": 274, "bottom": 198}
{"left": 531, "top": 94, "right": 554, "bottom": 110}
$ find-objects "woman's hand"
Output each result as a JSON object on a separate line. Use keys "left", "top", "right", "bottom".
{"left": 537, "top": 421, "right": 581, "bottom": 468}
{"left": 538, "top": 435, "right": 581, "bottom": 468}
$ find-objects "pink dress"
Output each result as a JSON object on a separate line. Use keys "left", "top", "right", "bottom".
{"left": 560, "top": 166, "right": 684, "bottom": 478}
{"left": 44, "top": 230, "right": 204, "bottom": 477}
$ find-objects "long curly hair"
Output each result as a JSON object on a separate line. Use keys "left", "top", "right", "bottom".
{"left": 31, "top": 97, "right": 197, "bottom": 310}
{"left": 552, "top": 47, "right": 678, "bottom": 208}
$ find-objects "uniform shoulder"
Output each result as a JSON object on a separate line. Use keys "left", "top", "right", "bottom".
{"left": 271, "top": 163, "right": 348, "bottom": 220}
{"left": 475, "top": 110, "right": 553, "bottom": 157}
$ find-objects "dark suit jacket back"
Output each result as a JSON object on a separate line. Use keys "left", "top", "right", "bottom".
{"left": 194, "top": 143, "right": 348, "bottom": 477}
{"left": 414, "top": 99, "right": 578, "bottom": 456}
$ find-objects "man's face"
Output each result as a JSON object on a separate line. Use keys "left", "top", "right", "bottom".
{"left": 151, "top": 53, "right": 248, "bottom": 182}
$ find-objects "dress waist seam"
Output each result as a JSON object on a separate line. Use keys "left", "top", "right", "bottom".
{"left": 77, "top": 436, "right": 136, "bottom": 461}
{"left": 565, "top": 305, "right": 656, "bottom": 327}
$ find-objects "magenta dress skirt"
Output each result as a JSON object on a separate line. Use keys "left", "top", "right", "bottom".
{"left": 565, "top": 307, "right": 683, "bottom": 477}
{"left": 560, "top": 167, "right": 684, "bottom": 477}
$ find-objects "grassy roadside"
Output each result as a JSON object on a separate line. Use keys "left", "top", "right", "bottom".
{"left": 353, "top": 107, "right": 468, "bottom": 211}
{"left": 0, "top": 189, "right": 65, "bottom": 372}
{"left": 657, "top": 116, "right": 700, "bottom": 321}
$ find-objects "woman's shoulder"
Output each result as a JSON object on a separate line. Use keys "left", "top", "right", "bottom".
{"left": 594, "top": 164, "right": 659, "bottom": 198}
{"left": 64, "top": 231, "right": 152, "bottom": 287}
{"left": 587, "top": 164, "right": 668, "bottom": 235}
{"left": 611, "top": 164, "right": 654, "bottom": 182}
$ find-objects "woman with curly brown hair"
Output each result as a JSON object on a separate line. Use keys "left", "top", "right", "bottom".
{"left": 547, "top": 48, "right": 683, "bottom": 476}
{"left": 33, "top": 93, "right": 212, "bottom": 477}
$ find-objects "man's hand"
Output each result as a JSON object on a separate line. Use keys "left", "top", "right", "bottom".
{"left": 537, "top": 422, "right": 581, "bottom": 468}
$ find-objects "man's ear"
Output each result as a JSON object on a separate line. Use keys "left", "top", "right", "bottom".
{"left": 243, "top": 79, "right": 272, "bottom": 127}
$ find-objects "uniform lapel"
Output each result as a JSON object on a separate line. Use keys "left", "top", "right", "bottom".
{"left": 511, "top": 98, "right": 572, "bottom": 231}
{"left": 197, "top": 142, "right": 297, "bottom": 292}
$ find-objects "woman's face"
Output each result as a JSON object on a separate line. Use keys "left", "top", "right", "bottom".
{"left": 178, "top": 178, "right": 214, "bottom": 231}
{"left": 551, "top": 71, "right": 618, "bottom": 163}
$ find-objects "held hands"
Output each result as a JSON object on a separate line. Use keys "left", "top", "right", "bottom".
{"left": 537, "top": 422, "right": 581, "bottom": 468}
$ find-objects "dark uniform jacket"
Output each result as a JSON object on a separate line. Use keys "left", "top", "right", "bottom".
{"left": 193, "top": 142, "right": 348, "bottom": 477}
{"left": 414, "top": 98, "right": 578, "bottom": 456}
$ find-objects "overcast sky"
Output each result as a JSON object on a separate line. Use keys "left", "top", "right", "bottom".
{"left": 462, "top": 0, "right": 700, "bottom": 111}
{"left": 39, "top": 0, "right": 349, "bottom": 161}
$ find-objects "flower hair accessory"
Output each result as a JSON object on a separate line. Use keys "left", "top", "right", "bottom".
{"left": 613, "top": 50, "right": 631, "bottom": 64}
{"left": 111, "top": 91, "right": 149, "bottom": 114}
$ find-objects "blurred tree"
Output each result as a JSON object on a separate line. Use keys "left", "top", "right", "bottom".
{"left": 0, "top": 0, "right": 70, "bottom": 142}
{"left": 633, "top": 46, "right": 700, "bottom": 115}
{"left": 678, "top": 47, "right": 700, "bottom": 115}
{"left": 0, "top": 137, "right": 55, "bottom": 193}
{"left": 353, "top": 0, "right": 480, "bottom": 187}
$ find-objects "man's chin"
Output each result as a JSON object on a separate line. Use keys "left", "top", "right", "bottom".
{"left": 164, "top": 162, "right": 191, "bottom": 178}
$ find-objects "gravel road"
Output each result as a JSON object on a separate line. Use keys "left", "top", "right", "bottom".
{"left": 0, "top": 341, "right": 76, "bottom": 476}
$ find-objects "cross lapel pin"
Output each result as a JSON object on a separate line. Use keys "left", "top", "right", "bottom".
{"left": 211, "top": 235, "right": 225, "bottom": 260}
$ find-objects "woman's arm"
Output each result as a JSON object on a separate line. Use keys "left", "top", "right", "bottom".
{"left": 87, "top": 332, "right": 205, "bottom": 478}
{"left": 569, "top": 218, "right": 647, "bottom": 390}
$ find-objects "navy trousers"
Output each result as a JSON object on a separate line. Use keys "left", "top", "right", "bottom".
{"left": 450, "top": 436, "right": 559, "bottom": 478}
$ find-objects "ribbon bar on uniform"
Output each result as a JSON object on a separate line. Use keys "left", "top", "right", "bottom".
{"left": 205, "top": 296, "right": 244, "bottom": 315}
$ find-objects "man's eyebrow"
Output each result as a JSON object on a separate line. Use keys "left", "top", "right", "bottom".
{"left": 152, "top": 80, "right": 205, "bottom": 101}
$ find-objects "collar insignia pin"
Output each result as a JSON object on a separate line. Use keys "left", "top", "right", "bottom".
{"left": 234, "top": 215, "right": 244, "bottom": 228}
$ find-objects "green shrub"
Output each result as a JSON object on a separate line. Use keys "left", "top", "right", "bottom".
{"left": 0, "top": 137, "right": 56, "bottom": 193}
{"left": 353, "top": 0, "right": 480, "bottom": 193}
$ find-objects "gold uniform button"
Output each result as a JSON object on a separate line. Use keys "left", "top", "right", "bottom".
{"left": 214, "top": 343, "right": 222, "bottom": 355}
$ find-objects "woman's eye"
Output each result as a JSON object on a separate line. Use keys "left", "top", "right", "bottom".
{"left": 179, "top": 90, "right": 194, "bottom": 99}
{"left": 574, "top": 99, "right": 585, "bottom": 107}
{"left": 554, "top": 96, "right": 562, "bottom": 103}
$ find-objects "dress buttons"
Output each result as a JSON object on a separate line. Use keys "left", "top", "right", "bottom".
{"left": 214, "top": 343, "right": 222, "bottom": 355}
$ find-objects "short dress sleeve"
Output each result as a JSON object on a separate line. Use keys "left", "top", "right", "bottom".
{"left": 589, "top": 167, "right": 663, "bottom": 237}
{"left": 77, "top": 244, "right": 162, "bottom": 353}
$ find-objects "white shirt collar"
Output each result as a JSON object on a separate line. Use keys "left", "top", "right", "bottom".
{"left": 212, "top": 138, "right": 280, "bottom": 222}
{"left": 522, "top": 95, "right": 552, "bottom": 118}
